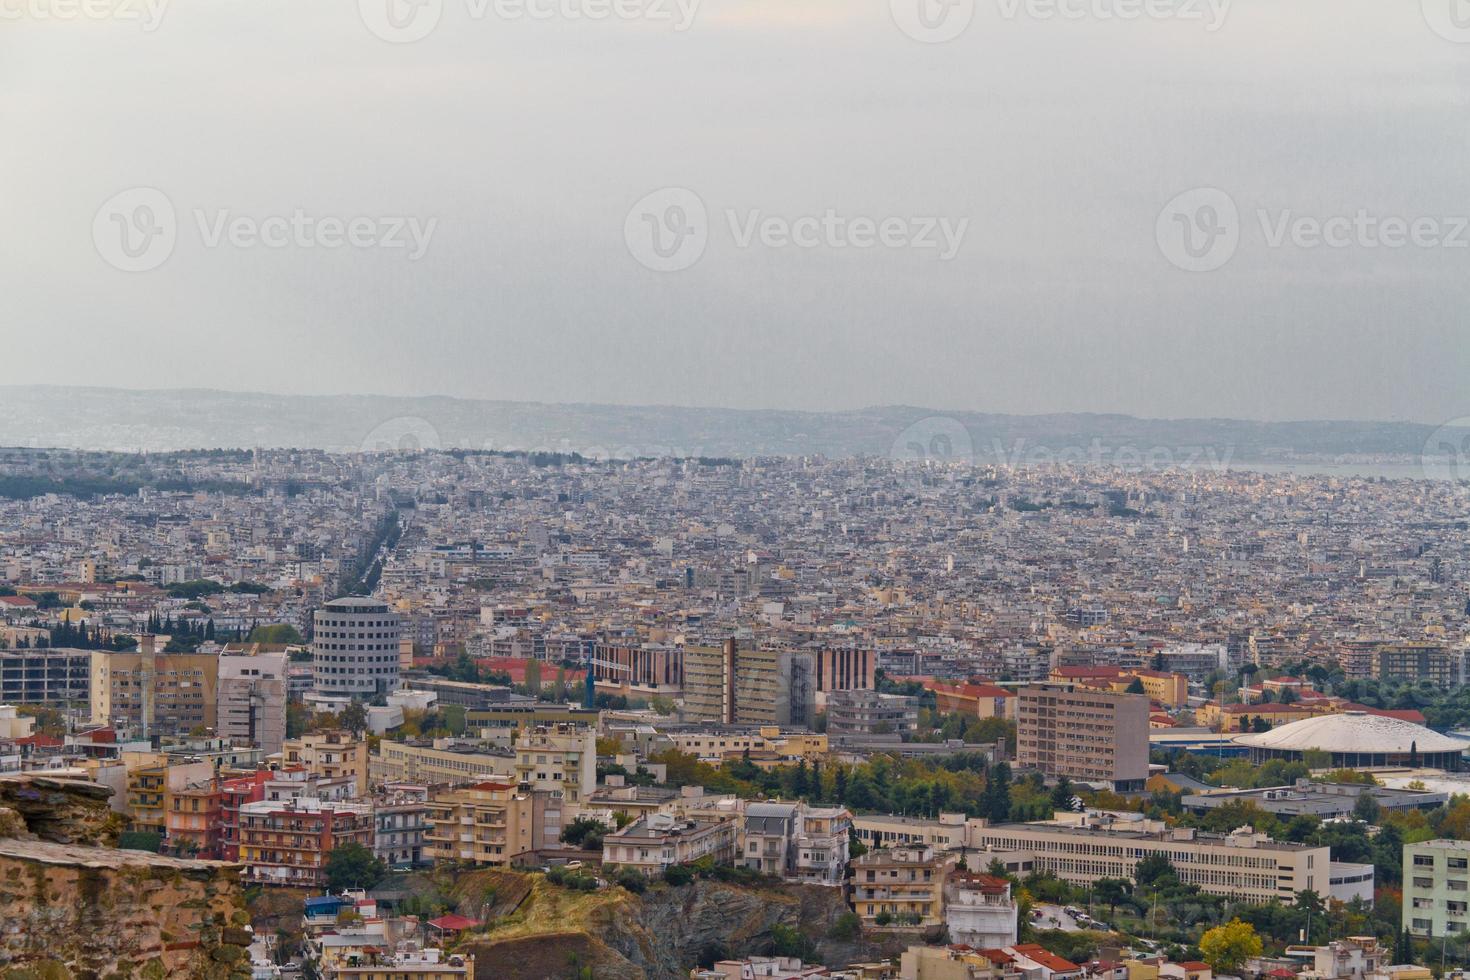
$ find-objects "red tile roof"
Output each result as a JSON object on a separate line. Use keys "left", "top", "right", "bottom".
{"left": 427, "top": 914, "right": 479, "bottom": 931}
{"left": 1014, "top": 944, "right": 1081, "bottom": 973}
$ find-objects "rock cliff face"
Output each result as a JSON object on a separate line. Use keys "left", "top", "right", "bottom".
{"left": 461, "top": 875, "right": 899, "bottom": 980}
{"left": 0, "top": 775, "right": 122, "bottom": 847}
{"left": 0, "top": 774, "right": 250, "bottom": 980}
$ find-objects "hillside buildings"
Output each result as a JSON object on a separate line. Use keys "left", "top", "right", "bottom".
{"left": 237, "top": 797, "right": 375, "bottom": 886}
{"left": 422, "top": 781, "right": 561, "bottom": 866}
{"left": 604, "top": 812, "right": 738, "bottom": 876}
{"left": 851, "top": 845, "right": 949, "bottom": 926}
{"left": 944, "top": 872, "right": 1020, "bottom": 949}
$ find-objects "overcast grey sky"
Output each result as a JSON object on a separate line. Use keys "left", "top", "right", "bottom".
{"left": 4, "top": 0, "right": 1469, "bottom": 422}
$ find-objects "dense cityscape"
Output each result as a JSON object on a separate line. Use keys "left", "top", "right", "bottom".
{"left": 3, "top": 444, "right": 1470, "bottom": 978}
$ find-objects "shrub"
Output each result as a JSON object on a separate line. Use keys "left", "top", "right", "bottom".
{"left": 829, "top": 911, "right": 862, "bottom": 941}
{"left": 663, "top": 864, "right": 695, "bottom": 886}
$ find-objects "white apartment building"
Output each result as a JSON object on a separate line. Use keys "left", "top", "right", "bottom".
{"left": 944, "top": 871, "right": 1020, "bottom": 949}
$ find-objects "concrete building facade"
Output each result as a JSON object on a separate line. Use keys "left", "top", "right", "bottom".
{"left": 1017, "top": 685, "right": 1149, "bottom": 791}
{"left": 312, "top": 596, "right": 402, "bottom": 698}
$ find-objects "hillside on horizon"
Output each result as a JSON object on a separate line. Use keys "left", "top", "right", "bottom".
{"left": 0, "top": 384, "right": 1461, "bottom": 463}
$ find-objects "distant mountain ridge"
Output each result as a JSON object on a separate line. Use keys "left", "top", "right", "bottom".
{"left": 0, "top": 385, "right": 1460, "bottom": 462}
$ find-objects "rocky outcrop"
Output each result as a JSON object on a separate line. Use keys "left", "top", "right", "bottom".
{"left": 0, "top": 775, "right": 122, "bottom": 846}
{"left": 0, "top": 840, "right": 251, "bottom": 979}
{"left": 461, "top": 875, "right": 902, "bottom": 980}
{"left": 0, "top": 773, "right": 249, "bottom": 979}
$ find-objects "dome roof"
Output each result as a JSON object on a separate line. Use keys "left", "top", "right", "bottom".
{"left": 1235, "top": 711, "right": 1468, "bottom": 754}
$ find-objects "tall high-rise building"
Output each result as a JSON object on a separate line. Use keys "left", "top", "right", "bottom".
{"left": 216, "top": 647, "right": 288, "bottom": 755}
{"left": 1016, "top": 684, "right": 1149, "bottom": 791}
{"left": 681, "top": 639, "right": 815, "bottom": 727}
{"left": 90, "top": 637, "right": 219, "bottom": 739}
{"left": 312, "top": 596, "right": 402, "bottom": 698}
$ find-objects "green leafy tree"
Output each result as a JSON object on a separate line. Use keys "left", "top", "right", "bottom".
{"left": 1134, "top": 853, "right": 1179, "bottom": 890}
{"left": 324, "top": 842, "right": 385, "bottom": 892}
{"left": 560, "top": 817, "right": 608, "bottom": 850}
{"left": 982, "top": 762, "right": 1012, "bottom": 821}
{"left": 1094, "top": 877, "right": 1132, "bottom": 915}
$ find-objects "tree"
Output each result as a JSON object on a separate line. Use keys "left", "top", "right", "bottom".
{"left": 1394, "top": 926, "right": 1413, "bottom": 965}
{"left": 1302, "top": 748, "right": 1331, "bottom": 770}
{"left": 1200, "top": 919, "right": 1262, "bottom": 975}
{"left": 1125, "top": 677, "right": 1147, "bottom": 695}
{"left": 1353, "top": 791, "right": 1381, "bottom": 824}
{"left": 1050, "top": 776, "right": 1075, "bottom": 810}
{"left": 1094, "top": 877, "right": 1133, "bottom": 915}
{"left": 340, "top": 700, "right": 369, "bottom": 737}
{"left": 1134, "top": 853, "right": 1178, "bottom": 890}
{"left": 829, "top": 911, "right": 862, "bottom": 941}
{"left": 792, "top": 760, "right": 809, "bottom": 799}
{"left": 982, "top": 762, "right": 1012, "bottom": 822}
{"left": 614, "top": 868, "right": 646, "bottom": 893}
{"left": 523, "top": 658, "right": 542, "bottom": 696}
{"left": 248, "top": 623, "right": 305, "bottom": 644}
{"left": 324, "top": 842, "right": 385, "bottom": 892}
{"left": 561, "top": 817, "right": 608, "bottom": 850}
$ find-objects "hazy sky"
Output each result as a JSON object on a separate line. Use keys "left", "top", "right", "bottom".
{"left": 4, "top": 0, "right": 1470, "bottom": 422}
